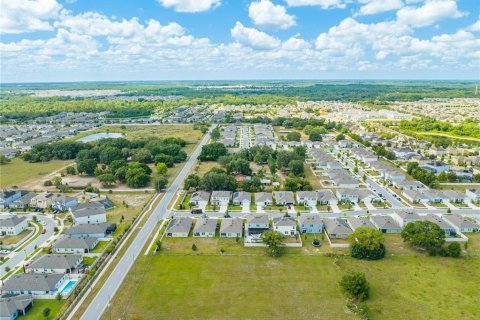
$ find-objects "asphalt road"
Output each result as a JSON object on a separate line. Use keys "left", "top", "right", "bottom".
{"left": 0, "top": 213, "right": 56, "bottom": 279}
{"left": 80, "top": 127, "right": 213, "bottom": 320}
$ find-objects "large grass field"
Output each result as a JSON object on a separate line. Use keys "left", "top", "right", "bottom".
{"left": 0, "top": 158, "right": 73, "bottom": 189}
{"left": 103, "top": 235, "right": 480, "bottom": 320}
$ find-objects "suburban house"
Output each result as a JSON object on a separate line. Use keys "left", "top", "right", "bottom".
{"left": 0, "top": 216, "right": 28, "bottom": 236}
{"left": 425, "top": 214, "right": 456, "bottom": 236}
{"left": 316, "top": 190, "right": 338, "bottom": 205}
{"left": 392, "top": 210, "right": 423, "bottom": 228}
{"left": 296, "top": 191, "right": 317, "bottom": 207}
{"left": 465, "top": 189, "right": 480, "bottom": 202}
{"left": 165, "top": 218, "right": 192, "bottom": 237}
{"left": 65, "top": 223, "right": 109, "bottom": 238}
{"left": 232, "top": 192, "right": 252, "bottom": 206}
{"left": 9, "top": 192, "right": 37, "bottom": 210}
{"left": 52, "top": 237, "right": 99, "bottom": 254}
{"left": 273, "top": 191, "right": 295, "bottom": 205}
{"left": 444, "top": 214, "right": 480, "bottom": 233}
{"left": 210, "top": 191, "right": 232, "bottom": 206}
{"left": 30, "top": 193, "right": 53, "bottom": 209}
{"left": 422, "top": 161, "right": 450, "bottom": 174}
{"left": 0, "top": 294, "right": 33, "bottom": 320}
{"left": 51, "top": 194, "right": 78, "bottom": 211}
{"left": 347, "top": 216, "right": 376, "bottom": 230}
{"left": 324, "top": 218, "right": 352, "bottom": 239}
{"left": 402, "top": 189, "right": 428, "bottom": 203}
{"left": 220, "top": 218, "right": 243, "bottom": 238}
{"left": 189, "top": 191, "right": 210, "bottom": 206}
{"left": 1, "top": 273, "right": 67, "bottom": 297}
{"left": 393, "top": 180, "right": 423, "bottom": 190}
{"left": 298, "top": 215, "right": 323, "bottom": 234}
{"left": 193, "top": 218, "right": 217, "bottom": 237}
{"left": 254, "top": 192, "right": 273, "bottom": 207}
{"left": 245, "top": 214, "right": 270, "bottom": 236}
{"left": 272, "top": 217, "right": 296, "bottom": 237}
{"left": 70, "top": 202, "right": 107, "bottom": 225}
{"left": 370, "top": 216, "right": 402, "bottom": 233}
{"left": 441, "top": 190, "right": 469, "bottom": 204}
{"left": 0, "top": 190, "right": 22, "bottom": 209}
{"left": 335, "top": 189, "right": 359, "bottom": 204}
{"left": 27, "top": 254, "right": 82, "bottom": 274}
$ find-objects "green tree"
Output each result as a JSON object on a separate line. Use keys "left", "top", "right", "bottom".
{"left": 154, "top": 154, "right": 174, "bottom": 167}
{"left": 99, "top": 146, "right": 124, "bottom": 164}
{"left": 348, "top": 227, "right": 385, "bottom": 260}
{"left": 261, "top": 230, "right": 285, "bottom": 257}
{"left": 65, "top": 166, "right": 76, "bottom": 175}
{"left": 154, "top": 175, "right": 169, "bottom": 191}
{"left": 336, "top": 133, "right": 345, "bottom": 141}
{"left": 77, "top": 159, "right": 97, "bottom": 175}
{"left": 43, "top": 307, "right": 51, "bottom": 319}
{"left": 401, "top": 221, "right": 446, "bottom": 254}
{"left": 126, "top": 168, "right": 151, "bottom": 188}
{"left": 286, "top": 131, "right": 301, "bottom": 141}
{"left": 288, "top": 160, "right": 304, "bottom": 177}
{"left": 98, "top": 173, "right": 116, "bottom": 187}
{"left": 0, "top": 155, "right": 11, "bottom": 165}
{"left": 156, "top": 162, "right": 168, "bottom": 174}
{"left": 132, "top": 148, "right": 153, "bottom": 163}
{"left": 200, "top": 170, "right": 237, "bottom": 191}
{"left": 211, "top": 128, "right": 221, "bottom": 140}
{"left": 184, "top": 174, "right": 201, "bottom": 190}
{"left": 199, "top": 142, "right": 227, "bottom": 161}
{"left": 339, "top": 272, "right": 370, "bottom": 302}
{"left": 446, "top": 242, "right": 461, "bottom": 257}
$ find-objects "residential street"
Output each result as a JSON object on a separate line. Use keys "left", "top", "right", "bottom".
{"left": 0, "top": 213, "right": 56, "bottom": 279}
{"left": 78, "top": 127, "right": 213, "bottom": 320}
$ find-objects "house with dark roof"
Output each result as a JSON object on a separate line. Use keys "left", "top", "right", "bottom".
{"left": 298, "top": 215, "right": 323, "bottom": 234}
{"left": 0, "top": 190, "right": 22, "bottom": 209}
{"left": 0, "top": 216, "right": 28, "bottom": 236}
{"left": 27, "top": 254, "right": 82, "bottom": 274}
{"left": 220, "top": 218, "right": 243, "bottom": 238}
{"left": 165, "top": 218, "right": 192, "bottom": 237}
{"left": 70, "top": 202, "right": 106, "bottom": 225}
{"left": 9, "top": 192, "right": 36, "bottom": 210}
{"left": 444, "top": 214, "right": 480, "bottom": 233}
{"left": 0, "top": 294, "right": 33, "bottom": 320}
{"left": 51, "top": 193, "right": 78, "bottom": 211}
{"left": 1, "top": 274, "right": 67, "bottom": 297}
{"left": 370, "top": 216, "right": 402, "bottom": 234}
{"left": 193, "top": 218, "right": 217, "bottom": 237}
{"left": 52, "top": 237, "right": 99, "bottom": 254}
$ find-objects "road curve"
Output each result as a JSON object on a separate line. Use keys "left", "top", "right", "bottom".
{"left": 79, "top": 127, "right": 212, "bottom": 320}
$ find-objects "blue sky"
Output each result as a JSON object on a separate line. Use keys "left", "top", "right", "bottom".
{"left": 1, "top": 0, "right": 479, "bottom": 82}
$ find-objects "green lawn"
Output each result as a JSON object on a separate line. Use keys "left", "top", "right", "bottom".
{"left": 19, "top": 299, "right": 65, "bottom": 320}
{"left": 0, "top": 158, "right": 73, "bottom": 188}
{"left": 92, "top": 240, "right": 111, "bottom": 253}
{"left": 0, "top": 229, "right": 31, "bottom": 246}
{"left": 82, "top": 256, "right": 97, "bottom": 266}
{"left": 103, "top": 234, "right": 480, "bottom": 320}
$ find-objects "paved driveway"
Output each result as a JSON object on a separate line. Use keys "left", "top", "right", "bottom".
{"left": 242, "top": 203, "right": 250, "bottom": 213}
{"left": 256, "top": 205, "right": 265, "bottom": 213}
{"left": 365, "top": 201, "right": 376, "bottom": 211}
{"left": 219, "top": 204, "right": 228, "bottom": 214}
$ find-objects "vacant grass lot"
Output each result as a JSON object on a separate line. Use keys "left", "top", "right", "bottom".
{"left": 104, "top": 235, "right": 480, "bottom": 320}
{"left": 0, "top": 158, "right": 73, "bottom": 188}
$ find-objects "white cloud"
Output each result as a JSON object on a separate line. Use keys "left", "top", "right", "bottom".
{"left": 157, "top": 0, "right": 221, "bottom": 13}
{"left": 356, "top": 0, "right": 403, "bottom": 16}
{"left": 0, "top": 0, "right": 62, "bottom": 34}
{"left": 467, "top": 19, "right": 480, "bottom": 32}
{"left": 285, "top": 0, "right": 347, "bottom": 9}
{"left": 249, "top": 0, "right": 295, "bottom": 30}
{"left": 231, "top": 21, "right": 281, "bottom": 49}
{"left": 282, "top": 37, "right": 310, "bottom": 50}
{"left": 397, "top": 0, "right": 465, "bottom": 27}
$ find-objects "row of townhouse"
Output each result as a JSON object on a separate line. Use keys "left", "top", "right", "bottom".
{"left": 402, "top": 188, "right": 477, "bottom": 204}
{"left": 219, "top": 125, "right": 238, "bottom": 147}
{"left": 189, "top": 190, "right": 340, "bottom": 208}
{"left": 253, "top": 124, "right": 276, "bottom": 149}
{"left": 0, "top": 190, "right": 78, "bottom": 211}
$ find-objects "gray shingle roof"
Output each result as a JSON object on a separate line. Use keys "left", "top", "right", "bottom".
{"left": 371, "top": 215, "right": 401, "bottom": 230}
{"left": 445, "top": 214, "right": 480, "bottom": 229}
{"left": 254, "top": 192, "right": 272, "bottom": 202}
{"left": 0, "top": 294, "right": 32, "bottom": 317}
{"left": 190, "top": 191, "right": 211, "bottom": 202}
{"left": 246, "top": 214, "right": 269, "bottom": 225}
{"left": 193, "top": 218, "right": 217, "bottom": 234}
{"left": 166, "top": 218, "right": 192, "bottom": 233}
{"left": 273, "top": 216, "right": 296, "bottom": 227}
{"left": 71, "top": 201, "right": 106, "bottom": 218}
{"left": 53, "top": 237, "right": 98, "bottom": 249}
{"left": 298, "top": 215, "right": 323, "bottom": 226}
{"left": 324, "top": 218, "right": 352, "bottom": 235}
{"left": 29, "top": 254, "right": 82, "bottom": 270}
{"left": 2, "top": 274, "right": 65, "bottom": 292}
{"left": 347, "top": 217, "right": 376, "bottom": 230}
{"left": 220, "top": 218, "right": 243, "bottom": 234}
{"left": 0, "top": 216, "right": 27, "bottom": 228}
{"left": 65, "top": 223, "right": 108, "bottom": 236}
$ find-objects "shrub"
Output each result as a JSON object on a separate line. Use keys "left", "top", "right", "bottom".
{"left": 339, "top": 272, "right": 370, "bottom": 302}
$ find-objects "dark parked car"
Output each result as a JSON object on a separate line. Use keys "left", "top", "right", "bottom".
{"left": 191, "top": 209, "right": 203, "bottom": 214}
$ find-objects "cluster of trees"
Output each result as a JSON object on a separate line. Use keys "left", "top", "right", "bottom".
{"left": 399, "top": 118, "right": 480, "bottom": 139}
{"left": 193, "top": 123, "right": 209, "bottom": 134}
{"left": 348, "top": 227, "right": 386, "bottom": 260}
{"left": 437, "top": 171, "right": 459, "bottom": 183}
{"left": 372, "top": 145, "right": 396, "bottom": 160}
{"left": 185, "top": 168, "right": 237, "bottom": 192}
{"left": 406, "top": 162, "right": 438, "bottom": 188}
{"left": 304, "top": 125, "right": 327, "bottom": 141}
{"left": 198, "top": 142, "right": 227, "bottom": 161}
{"left": 401, "top": 221, "right": 461, "bottom": 257}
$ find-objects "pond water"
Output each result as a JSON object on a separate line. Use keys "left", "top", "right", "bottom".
{"left": 77, "top": 132, "right": 123, "bottom": 143}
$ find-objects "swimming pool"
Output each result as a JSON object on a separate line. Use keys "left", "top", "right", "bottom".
{"left": 60, "top": 279, "right": 78, "bottom": 295}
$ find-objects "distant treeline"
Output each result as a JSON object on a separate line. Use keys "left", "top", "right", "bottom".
{"left": 1, "top": 81, "right": 477, "bottom": 121}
